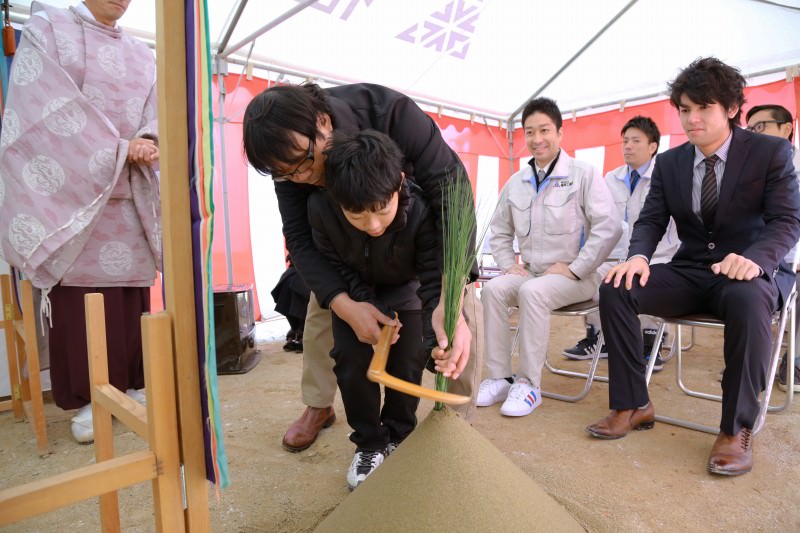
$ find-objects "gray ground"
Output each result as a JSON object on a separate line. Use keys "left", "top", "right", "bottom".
{"left": 1, "top": 316, "right": 799, "bottom": 532}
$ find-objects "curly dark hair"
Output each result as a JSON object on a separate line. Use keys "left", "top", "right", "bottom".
{"left": 668, "top": 57, "right": 746, "bottom": 129}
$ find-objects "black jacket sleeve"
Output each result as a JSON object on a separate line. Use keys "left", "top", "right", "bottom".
{"left": 275, "top": 181, "right": 348, "bottom": 308}
{"left": 385, "top": 95, "right": 479, "bottom": 280}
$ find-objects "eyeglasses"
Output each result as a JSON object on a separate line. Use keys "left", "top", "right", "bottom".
{"left": 746, "top": 120, "right": 788, "bottom": 133}
{"left": 269, "top": 138, "right": 315, "bottom": 182}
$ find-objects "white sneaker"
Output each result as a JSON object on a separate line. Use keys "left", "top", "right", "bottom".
{"left": 500, "top": 378, "right": 542, "bottom": 417}
{"left": 70, "top": 404, "right": 94, "bottom": 444}
{"left": 476, "top": 377, "right": 512, "bottom": 407}
{"left": 126, "top": 388, "right": 146, "bottom": 405}
{"left": 346, "top": 448, "right": 385, "bottom": 490}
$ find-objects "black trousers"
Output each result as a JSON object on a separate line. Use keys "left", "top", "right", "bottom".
{"left": 599, "top": 263, "right": 778, "bottom": 435}
{"left": 330, "top": 309, "right": 427, "bottom": 451}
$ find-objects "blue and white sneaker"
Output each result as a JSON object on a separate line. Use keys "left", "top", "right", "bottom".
{"left": 500, "top": 378, "right": 542, "bottom": 417}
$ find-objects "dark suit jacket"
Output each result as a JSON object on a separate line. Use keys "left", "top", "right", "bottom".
{"left": 629, "top": 127, "right": 800, "bottom": 301}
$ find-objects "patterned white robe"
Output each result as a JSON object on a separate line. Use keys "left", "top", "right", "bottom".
{"left": 0, "top": 1, "right": 161, "bottom": 290}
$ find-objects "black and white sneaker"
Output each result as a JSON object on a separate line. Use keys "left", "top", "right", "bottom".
{"left": 643, "top": 329, "right": 664, "bottom": 372}
{"left": 346, "top": 448, "right": 385, "bottom": 490}
{"left": 563, "top": 325, "right": 607, "bottom": 360}
{"left": 385, "top": 440, "right": 401, "bottom": 456}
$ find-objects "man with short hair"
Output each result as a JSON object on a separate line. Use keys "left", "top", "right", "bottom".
{"left": 587, "top": 58, "right": 800, "bottom": 477}
{"left": 746, "top": 103, "right": 800, "bottom": 393}
{"left": 476, "top": 97, "right": 621, "bottom": 418}
{"left": 562, "top": 116, "right": 679, "bottom": 370}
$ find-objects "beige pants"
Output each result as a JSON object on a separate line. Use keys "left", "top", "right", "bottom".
{"left": 482, "top": 272, "right": 599, "bottom": 388}
{"left": 300, "top": 286, "right": 484, "bottom": 416}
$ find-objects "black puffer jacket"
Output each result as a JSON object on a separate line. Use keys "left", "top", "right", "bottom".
{"left": 308, "top": 181, "right": 441, "bottom": 343}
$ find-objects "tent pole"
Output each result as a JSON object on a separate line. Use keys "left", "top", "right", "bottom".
{"left": 508, "top": 122, "right": 515, "bottom": 180}
{"left": 218, "top": 0, "right": 317, "bottom": 59}
{"left": 507, "top": 0, "right": 639, "bottom": 125}
{"left": 216, "top": 66, "right": 235, "bottom": 287}
{"left": 154, "top": 1, "right": 211, "bottom": 531}
{"left": 216, "top": 0, "right": 248, "bottom": 56}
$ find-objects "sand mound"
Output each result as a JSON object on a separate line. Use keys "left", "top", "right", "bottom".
{"left": 315, "top": 408, "right": 585, "bottom": 532}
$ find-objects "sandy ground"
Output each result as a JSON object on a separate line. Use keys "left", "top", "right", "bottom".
{"left": 2, "top": 316, "right": 800, "bottom": 532}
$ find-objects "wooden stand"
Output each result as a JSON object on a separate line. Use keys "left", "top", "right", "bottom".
{"left": 0, "top": 1, "right": 213, "bottom": 529}
{"left": 0, "top": 293, "right": 185, "bottom": 531}
{"left": 1, "top": 275, "right": 49, "bottom": 456}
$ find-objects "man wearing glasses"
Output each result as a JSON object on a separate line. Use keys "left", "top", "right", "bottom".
{"left": 242, "top": 83, "right": 480, "bottom": 452}
{"left": 746, "top": 104, "right": 800, "bottom": 393}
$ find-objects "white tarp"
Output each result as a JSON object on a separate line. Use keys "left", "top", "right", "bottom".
{"left": 10, "top": 0, "right": 800, "bottom": 120}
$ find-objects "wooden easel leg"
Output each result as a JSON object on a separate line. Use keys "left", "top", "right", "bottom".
{"left": 85, "top": 293, "right": 121, "bottom": 533}
{"left": 20, "top": 281, "right": 48, "bottom": 456}
{"left": 142, "top": 312, "right": 186, "bottom": 533}
{"left": 1, "top": 275, "right": 24, "bottom": 420}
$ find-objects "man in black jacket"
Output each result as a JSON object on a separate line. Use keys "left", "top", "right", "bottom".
{"left": 587, "top": 58, "right": 800, "bottom": 476}
{"left": 243, "top": 83, "right": 478, "bottom": 452}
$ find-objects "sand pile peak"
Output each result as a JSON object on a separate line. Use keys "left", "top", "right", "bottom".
{"left": 316, "top": 408, "right": 585, "bottom": 532}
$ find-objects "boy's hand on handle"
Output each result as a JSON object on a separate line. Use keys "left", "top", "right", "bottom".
{"left": 331, "top": 294, "right": 399, "bottom": 345}
{"left": 431, "top": 299, "right": 471, "bottom": 379}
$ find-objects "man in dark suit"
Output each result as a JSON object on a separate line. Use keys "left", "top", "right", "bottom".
{"left": 586, "top": 57, "right": 800, "bottom": 476}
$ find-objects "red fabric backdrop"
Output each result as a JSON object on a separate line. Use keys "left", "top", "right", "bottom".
{"left": 153, "top": 76, "right": 798, "bottom": 318}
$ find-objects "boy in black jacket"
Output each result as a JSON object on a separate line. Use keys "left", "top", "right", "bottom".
{"left": 307, "top": 130, "right": 441, "bottom": 490}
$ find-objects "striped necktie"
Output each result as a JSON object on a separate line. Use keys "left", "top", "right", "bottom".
{"left": 700, "top": 155, "right": 720, "bottom": 230}
{"left": 536, "top": 169, "right": 546, "bottom": 190}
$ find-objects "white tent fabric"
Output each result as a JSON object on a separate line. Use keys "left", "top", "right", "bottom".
{"left": 11, "top": 0, "right": 800, "bottom": 121}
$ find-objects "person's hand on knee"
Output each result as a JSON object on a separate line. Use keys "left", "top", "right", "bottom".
{"left": 605, "top": 256, "right": 650, "bottom": 289}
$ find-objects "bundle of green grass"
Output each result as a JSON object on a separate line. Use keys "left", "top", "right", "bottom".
{"left": 315, "top": 408, "right": 585, "bottom": 532}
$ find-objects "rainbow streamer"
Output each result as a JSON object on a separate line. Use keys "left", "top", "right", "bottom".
{"left": 186, "top": 0, "right": 228, "bottom": 488}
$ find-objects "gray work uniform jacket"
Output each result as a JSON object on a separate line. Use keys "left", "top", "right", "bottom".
{"left": 605, "top": 157, "right": 680, "bottom": 265}
{"left": 490, "top": 150, "right": 621, "bottom": 279}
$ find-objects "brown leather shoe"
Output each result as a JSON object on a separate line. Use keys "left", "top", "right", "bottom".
{"left": 707, "top": 428, "right": 753, "bottom": 476}
{"left": 282, "top": 406, "right": 336, "bottom": 452}
{"left": 585, "top": 402, "right": 655, "bottom": 439}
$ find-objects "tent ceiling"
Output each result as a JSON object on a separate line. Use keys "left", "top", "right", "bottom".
{"left": 12, "top": 0, "right": 800, "bottom": 121}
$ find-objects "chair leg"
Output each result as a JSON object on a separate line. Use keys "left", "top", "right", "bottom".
{"left": 542, "top": 331, "right": 605, "bottom": 402}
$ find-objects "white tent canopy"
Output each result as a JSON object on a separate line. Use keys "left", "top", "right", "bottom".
{"left": 10, "top": 0, "right": 800, "bottom": 122}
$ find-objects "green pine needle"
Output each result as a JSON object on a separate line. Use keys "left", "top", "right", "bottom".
{"left": 434, "top": 172, "right": 490, "bottom": 410}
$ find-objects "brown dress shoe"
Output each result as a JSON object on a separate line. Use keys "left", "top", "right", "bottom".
{"left": 585, "top": 402, "right": 655, "bottom": 439}
{"left": 282, "top": 406, "right": 336, "bottom": 452}
{"left": 707, "top": 428, "right": 753, "bottom": 476}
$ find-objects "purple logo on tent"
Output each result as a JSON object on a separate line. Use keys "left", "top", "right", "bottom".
{"left": 396, "top": 0, "right": 482, "bottom": 59}
{"left": 304, "top": 0, "right": 374, "bottom": 21}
